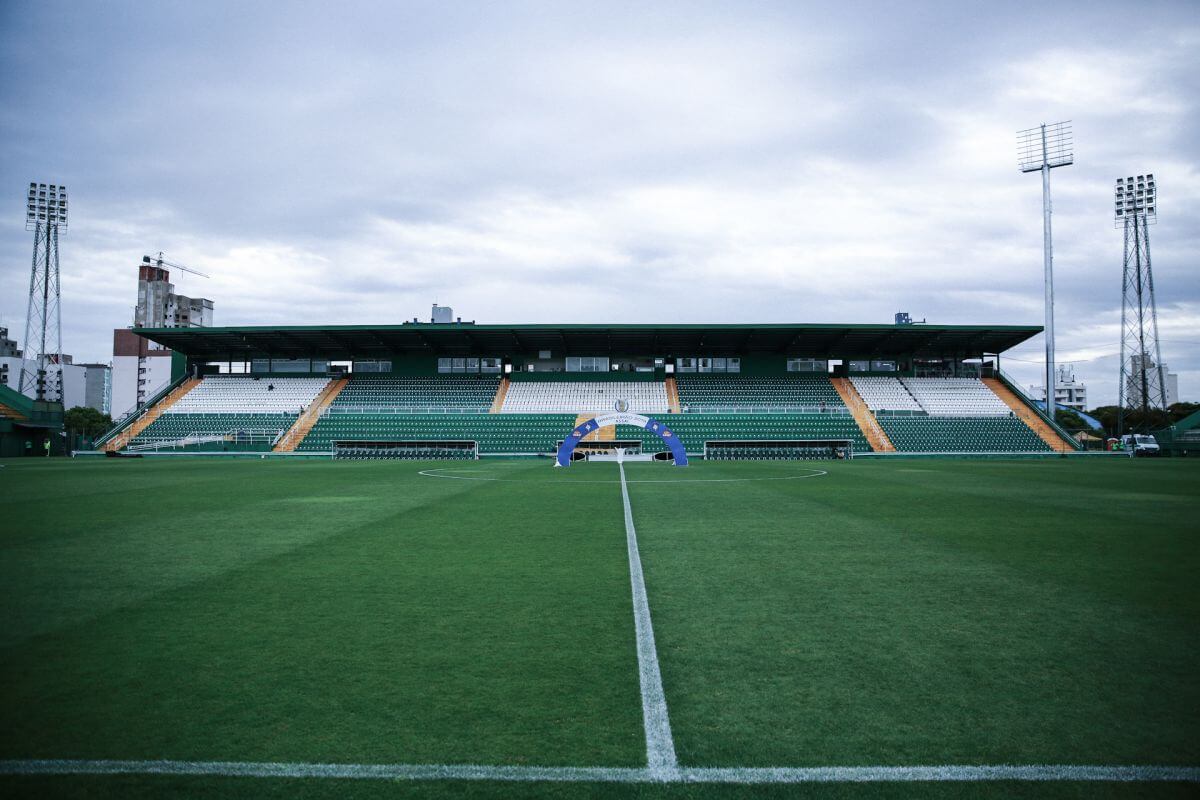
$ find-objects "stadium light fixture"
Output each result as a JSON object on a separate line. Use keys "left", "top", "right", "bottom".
{"left": 1114, "top": 174, "right": 1155, "bottom": 227}
{"left": 26, "top": 182, "right": 68, "bottom": 231}
{"left": 1017, "top": 121, "right": 1073, "bottom": 417}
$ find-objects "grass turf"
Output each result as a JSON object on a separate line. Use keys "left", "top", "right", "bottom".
{"left": 1, "top": 456, "right": 1197, "bottom": 798}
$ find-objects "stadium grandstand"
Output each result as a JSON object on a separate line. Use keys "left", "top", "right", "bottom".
{"left": 94, "top": 322, "right": 1079, "bottom": 458}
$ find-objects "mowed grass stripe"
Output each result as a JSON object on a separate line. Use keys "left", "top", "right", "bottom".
{"left": 625, "top": 459, "right": 1200, "bottom": 768}
{"left": 0, "top": 459, "right": 644, "bottom": 767}
{"left": 0, "top": 459, "right": 492, "bottom": 648}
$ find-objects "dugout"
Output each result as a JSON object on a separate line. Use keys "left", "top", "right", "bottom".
{"left": 0, "top": 383, "right": 65, "bottom": 457}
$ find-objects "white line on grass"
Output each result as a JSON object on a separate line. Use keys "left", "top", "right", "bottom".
{"left": 417, "top": 467, "right": 829, "bottom": 484}
{"left": 619, "top": 460, "right": 679, "bottom": 779}
{"left": 2, "top": 760, "right": 1196, "bottom": 784}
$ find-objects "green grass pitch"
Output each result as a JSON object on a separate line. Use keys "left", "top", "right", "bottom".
{"left": 1, "top": 456, "right": 1197, "bottom": 799}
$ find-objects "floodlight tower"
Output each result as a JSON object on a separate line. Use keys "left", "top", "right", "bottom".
{"left": 1017, "top": 122, "right": 1073, "bottom": 416}
{"left": 19, "top": 182, "right": 67, "bottom": 402}
{"left": 1115, "top": 173, "right": 1165, "bottom": 434}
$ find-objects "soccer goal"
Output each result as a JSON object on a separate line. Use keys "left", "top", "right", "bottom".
{"left": 703, "top": 439, "right": 853, "bottom": 461}
{"left": 332, "top": 440, "right": 478, "bottom": 460}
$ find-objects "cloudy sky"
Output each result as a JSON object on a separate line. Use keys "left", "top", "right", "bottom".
{"left": 1, "top": 0, "right": 1196, "bottom": 406}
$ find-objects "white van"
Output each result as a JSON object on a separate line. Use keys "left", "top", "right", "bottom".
{"left": 1120, "top": 434, "right": 1161, "bottom": 456}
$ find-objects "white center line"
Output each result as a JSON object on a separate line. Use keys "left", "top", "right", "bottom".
{"left": 618, "top": 460, "right": 678, "bottom": 779}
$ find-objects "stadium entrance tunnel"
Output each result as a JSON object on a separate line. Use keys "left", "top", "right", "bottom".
{"left": 555, "top": 412, "right": 688, "bottom": 467}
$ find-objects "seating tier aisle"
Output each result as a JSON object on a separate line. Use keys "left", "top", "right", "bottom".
{"left": 331, "top": 375, "right": 500, "bottom": 410}
{"left": 849, "top": 376, "right": 923, "bottom": 412}
{"left": 675, "top": 375, "right": 844, "bottom": 410}
{"left": 500, "top": 381, "right": 669, "bottom": 414}
{"left": 167, "top": 376, "right": 330, "bottom": 415}
{"left": 898, "top": 377, "right": 1009, "bottom": 416}
{"left": 877, "top": 416, "right": 1050, "bottom": 452}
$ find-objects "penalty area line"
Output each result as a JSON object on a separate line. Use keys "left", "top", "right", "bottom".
{"left": 1, "top": 760, "right": 1196, "bottom": 784}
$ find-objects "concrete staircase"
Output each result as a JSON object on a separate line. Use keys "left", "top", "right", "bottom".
{"left": 489, "top": 377, "right": 510, "bottom": 413}
{"left": 664, "top": 377, "right": 681, "bottom": 414}
{"left": 831, "top": 377, "right": 895, "bottom": 453}
{"left": 103, "top": 377, "right": 201, "bottom": 452}
{"left": 274, "top": 377, "right": 348, "bottom": 452}
{"left": 982, "top": 378, "right": 1074, "bottom": 452}
{"left": 0, "top": 402, "right": 26, "bottom": 421}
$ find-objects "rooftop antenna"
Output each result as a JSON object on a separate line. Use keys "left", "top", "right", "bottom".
{"left": 1017, "top": 121, "right": 1073, "bottom": 416}
{"left": 19, "top": 182, "right": 67, "bottom": 402}
{"left": 1114, "top": 173, "right": 1166, "bottom": 434}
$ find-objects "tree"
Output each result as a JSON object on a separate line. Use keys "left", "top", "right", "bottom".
{"left": 64, "top": 406, "right": 114, "bottom": 442}
{"left": 1054, "top": 408, "right": 1087, "bottom": 431}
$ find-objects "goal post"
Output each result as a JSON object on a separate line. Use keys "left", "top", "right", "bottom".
{"left": 703, "top": 439, "right": 853, "bottom": 461}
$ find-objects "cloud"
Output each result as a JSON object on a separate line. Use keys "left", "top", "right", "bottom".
{"left": 1, "top": 0, "right": 1197, "bottom": 407}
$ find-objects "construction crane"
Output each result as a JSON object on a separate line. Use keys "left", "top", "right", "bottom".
{"left": 142, "top": 251, "right": 210, "bottom": 279}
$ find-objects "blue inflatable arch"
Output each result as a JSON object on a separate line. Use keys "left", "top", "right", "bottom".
{"left": 555, "top": 412, "right": 688, "bottom": 467}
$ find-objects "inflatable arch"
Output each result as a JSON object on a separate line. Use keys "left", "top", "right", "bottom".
{"left": 555, "top": 412, "right": 688, "bottom": 467}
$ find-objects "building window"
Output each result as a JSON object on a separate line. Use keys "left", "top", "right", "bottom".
{"left": 870, "top": 360, "right": 897, "bottom": 372}
{"left": 787, "top": 358, "right": 827, "bottom": 372}
{"left": 566, "top": 356, "right": 609, "bottom": 372}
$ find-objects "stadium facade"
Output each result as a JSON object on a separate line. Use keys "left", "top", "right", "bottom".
{"left": 93, "top": 321, "right": 1080, "bottom": 457}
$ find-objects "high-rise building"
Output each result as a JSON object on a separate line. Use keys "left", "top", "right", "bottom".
{"left": 111, "top": 261, "right": 214, "bottom": 418}
{"left": 1125, "top": 354, "right": 1176, "bottom": 409}
{"left": 1029, "top": 364, "right": 1088, "bottom": 412}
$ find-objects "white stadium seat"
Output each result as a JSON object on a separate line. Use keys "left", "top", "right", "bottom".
{"left": 167, "top": 376, "right": 331, "bottom": 415}
{"left": 500, "top": 381, "right": 669, "bottom": 414}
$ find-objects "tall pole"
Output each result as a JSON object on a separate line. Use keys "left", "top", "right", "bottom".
{"left": 1041, "top": 124, "right": 1055, "bottom": 419}
{"left": 1118, "top": 217, "right": 1130, "bottom": 437}
{"left": 40, "top": 220, "right": 51, "bottom": 400}
{"left": 1134, "top": 216, "right": 1148, "bottom": 417}
{"left": 1018, "top": 121, "right": 1072, "bottom": 419}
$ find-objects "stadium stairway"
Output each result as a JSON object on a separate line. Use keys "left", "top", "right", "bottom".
{"left": 982, "top": 378, "right": 1074, "bottom": 452}
{"left": 831, "top": 378, "right": 895, "bottom": 452}
{"left": 489, "top": 377, "right": 510, "bottom": 413}
{"left": 274, "top": 377, "right": 346, "bottom": 452}
{"left": 103, "top": 377, "right": 201, "bottom": 452}
{"left": 665, "top": 377, "right": 681, "bottom": 414}
{"left": 0, "top": 402, "right": 26, "bottom": 421}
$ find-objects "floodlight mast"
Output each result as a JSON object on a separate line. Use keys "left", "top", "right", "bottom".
{"left": 19, "top": 182, "right": 67, "bottom": 403}
{"left": 1115, "top": 174, "right": 1165, "bottom": 435}
{"left": 1017, "top": 122, "right": 1073, "bottom": 420}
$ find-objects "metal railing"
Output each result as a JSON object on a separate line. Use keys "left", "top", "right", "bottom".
{"left": 680, "top": 404, "right": 851, "bottom": 415}
{"left": 126, "top": 429, "right": 285, "bottom": 451}
{"left": 324, "top": 405, "right": 492, "bottom": 415}
{"left": 94, "top": 374, "right": 186, "bottom": 448}
{"left": 995, "top": 367, "right": 1083, "bottom": 450}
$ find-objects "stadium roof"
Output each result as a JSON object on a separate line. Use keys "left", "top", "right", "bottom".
{"left": 132, "top": 323, "right": 1042, "bottom": 362}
